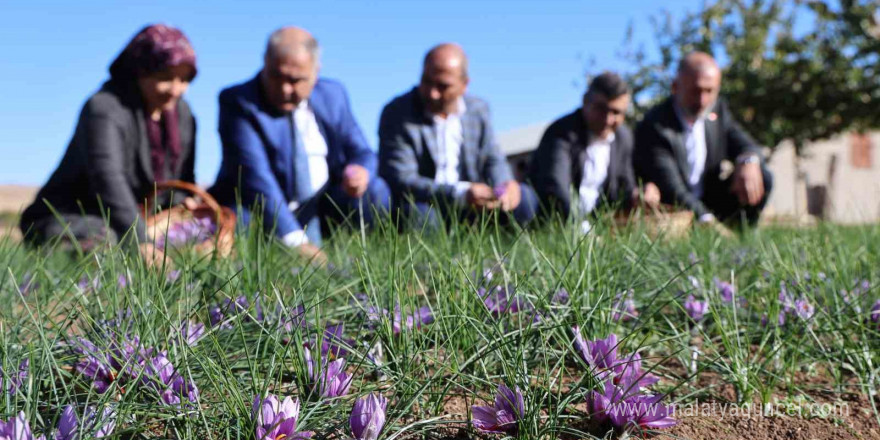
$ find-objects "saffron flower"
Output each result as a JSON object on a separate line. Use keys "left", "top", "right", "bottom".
{"left": 73, "top": 337, "right": 149, "bottom": 394}
{"left": 684, "top": 295, "right": 709, "bottom": 321}
{"left": 156, "top": 216, "right": 216, "bottom": 249}
{"left": 1, "top": 359, "right": 29, "bottom": 395}
{"left": 142, "top": 352, "right": 199, "bottom": 406}
{"left": 714, "top": 278, "right": 734, "bottom": 303}
{"left": 177, "top": 320, "right": 205, "bottom": 347}
{"left": 471, "top": 384, "right": 525, "bottom": 435}
{"left": 794, "top": 297, "right": 815, "bottom": 320}
{"left": 209, "top": 296, "right": 249, "bottom": 328}
{"left": 572, "top": 328, "right": 658, "bottom": 389}
{"left": 612, "top": 290, "right": 638, "bottom": 321}
{"left": 573, "top": 328, "right": 618, "bottom": 380}
{"left": 54, "top": 405, "right": 116, "bottom": 440}
{"left": 252, "top": 395, "right": 313, "bottom": 440}
{"left": 0, "top": 411, "right": 45, "bottom": 440}
{"left": 350, "top": 393, "right": 388, "bottom": 440}
{"left": 313, "top": 323, "right": 354, "bottom": 358}
{"left": 479, "top": 286, "right": 530, "bottom": 317}
{"left": 391, "top": 305, "right": 434, "bottom": 334}
{"left": 870, "top": 300, "right": 880, "bottom": 328}
{"left": 303, "top": 347, "right": 351, "bottom": 399}
{"left": 587, "top": 380, "right": 676, "bottom": 433}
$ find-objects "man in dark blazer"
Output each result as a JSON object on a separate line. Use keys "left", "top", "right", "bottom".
{"left": 634, "top": 52, "right": 773, "bottom": 226}
{"left": 211, "top": 27, "right": 390, "bottom": 261}
{"left": 378, "top": 43, "right": 537, "bottom": 228}
{"left": 529, "top": 72, "right": 660, "bottom": 230}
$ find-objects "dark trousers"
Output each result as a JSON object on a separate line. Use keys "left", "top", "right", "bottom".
{"left": 396, "top": 183, "right": 538, "bottom": 232}
{"left": 701, "top": 165, "right": 774, "bottom": 227}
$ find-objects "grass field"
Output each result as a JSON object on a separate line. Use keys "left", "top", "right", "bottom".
{"left": 1, "top": 215, "right": 879, "bottom": 439}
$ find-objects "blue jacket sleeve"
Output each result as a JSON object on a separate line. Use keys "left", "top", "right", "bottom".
{"left": 334, "top": 84, "right": 377, "bottom": 176}
{"left": 218, "top": 92, "right": 302, "bottom": 238}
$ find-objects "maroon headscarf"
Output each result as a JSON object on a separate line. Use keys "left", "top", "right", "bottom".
{"left": 109, "top": 24, "right": 197, "bottom": 182}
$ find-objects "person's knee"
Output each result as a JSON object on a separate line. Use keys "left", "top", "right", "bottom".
{"left": 514, "top": 183, "right": 538, "bottom": 224}
{"left": 365, "top": 177, "right": 391, "bottom": 211}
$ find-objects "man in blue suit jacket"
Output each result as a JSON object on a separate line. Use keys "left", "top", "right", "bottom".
{"left": 379, "top": 43, "right": 537, "bottom": 229}
{"left": 211, "top": 27, "right": 390, "bottom": 260}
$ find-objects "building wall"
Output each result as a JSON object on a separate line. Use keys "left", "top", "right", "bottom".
{"left": 766, "top": 132, "right": 880, "bottom": 223}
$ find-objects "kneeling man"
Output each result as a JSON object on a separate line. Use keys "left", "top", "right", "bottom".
{"left": 529, "top": 72, "right": 659, "bottom": 232}
{"left": 634, "top": 52, "right": 772, "bottom": 227}
{"left": 211, "top": 27, "right": 390, "bottom": 259}
{"left": 378, "top": 43, "right": 536, "bottom": 228}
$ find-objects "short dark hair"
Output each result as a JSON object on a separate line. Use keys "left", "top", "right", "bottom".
{"left": 585, "top": 71, "right": 630, "bottom": 100}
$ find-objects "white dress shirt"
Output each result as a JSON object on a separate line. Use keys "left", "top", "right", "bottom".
{"left": 431, "top": 98, "right": 471, "bottom": 199}
{"left": 674, "top": 104, "right": 707, "bottom": 199}
{"left": 293, "top": 100, "right": 329, "bottom": 193}
{"left": 576, "top": 133, "right": 614, "bottom": 234}
{"left": 282, "top": 100, "right": 330, "bottom": 247}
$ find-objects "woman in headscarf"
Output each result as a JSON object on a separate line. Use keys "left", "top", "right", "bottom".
{"left": 20, "top": 24, "right": 198, "bottom": 262}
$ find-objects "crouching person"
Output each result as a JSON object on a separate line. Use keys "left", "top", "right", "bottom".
{"left": 529, "top": 72, "right": 659, "bottom": 233}
{"left": 379, "top": 43, "right": 537, "bottom": 230}
{"left": 20, "top": 24, "right": 200, "bottom": 266}
{"left": 210, "top": 27, "right": 390, "bottom": 263}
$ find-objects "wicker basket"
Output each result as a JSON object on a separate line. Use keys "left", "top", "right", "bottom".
{"left": 611, "top": 205, "right": 694, "bottom": 239}
{"left": 145, "top": 180, "right": 235, "bottom": 258}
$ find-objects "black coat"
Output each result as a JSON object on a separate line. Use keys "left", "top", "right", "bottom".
{"left": 20, "top": 80, "right": 196, "bottom": 242}
{"left": 633, "top": 97, "right": 761, "bottom": 217}
{"left": 528, "top": 109, "right": 636, "bottom": 219}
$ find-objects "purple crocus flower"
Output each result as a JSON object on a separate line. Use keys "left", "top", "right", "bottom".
{"left": 73, "top": 337, "right": 147, "bottom": 394}
{"left": 314, "top": 323, "right": 354, "bottom": 358}
{"left": 18, "top": 273, "right": 37, "bottom": 296}
{"left": 209, "top": 296, "right": 249, "bottom": 328}
{"left": 471, "top": 384, "right": 525, "bottom": 435}
{"left": 493, "top": 184, "right": 507, "bottom": 199}
{"left": 572, "top": 329, "right": 657, "bottom": 389}
{"left": 612, "top": 290, "right": 638, "bottom": 322}
{"left": 350, "top": 393, "right": 388, "bottom": 440}
{"left": 178, "top": 320, "right": 205, "bottom": 347}
{"left": 588, "top": 380, "right": 676, "bottom": 432}
{"left": 166, "top": 269, "right": 182, "bottom": 282}
{"left": 157, "top": 217, "right": 216, "bottom": 249}
{"left": 613, "top": 352, "right": 659, "bottom": 389}
{"left": 572, "top": 328, "right": 618, "bottom": 380}
{"left": 1, "top": 359, "right": 29, "bottom": 395}
{"left": 116, "top": 274, "right": 128, "bottom": 288}
{"left": 392, "top": 305, "right": 434, "bottom": 334}
{"left": 55, "top": 405, "right": 116, "bottom": 440}
{"left": 76, "top": 276, "right": 100, "bottom": 293}
{"left": 614, "top": 393, "right": 677, "bottom": 432}
{"left": 0, "top": 411, "right": 45, "bottom": 440}
{"left": 714, "top": 278, "right": 734, "bottom": 303}
{"left": 142, "top": 352, "right": 199, "bottom": 406}
{"left": 252, "top": 395, "right": 313, "bottom": 440}
{"left": 870, "top": 300, "right": 880, "bottom": 328}
{"left": 794, "top": 297, "right": 815, "bottom": 320}
{"left": 587, "top": 379, "right": 631, "bottom": 426}
{"left": 479, "top": 286, "right": 530, "bottom": 317}
{"left": 303, "top": 347, "right": 351, "bottom": 399}
{"left": 684, "top": 295, "right": 709, "bottom": 321}
{"left": 551, "top": 289, "right": 570, "bottom": 305}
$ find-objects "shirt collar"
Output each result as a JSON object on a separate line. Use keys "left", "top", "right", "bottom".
{"left": 428, "top": 97, "right": 467, "bottom": 120}
{"left": 587, "top": 130, "right": 615, "bottom": 146}
{"left": 673, "top": 99, "right": 712, "bottom": 128}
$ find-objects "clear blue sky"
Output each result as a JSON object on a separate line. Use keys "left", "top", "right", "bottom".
{"left": 0, "top": 0, "right": 700, "bottom": 185}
